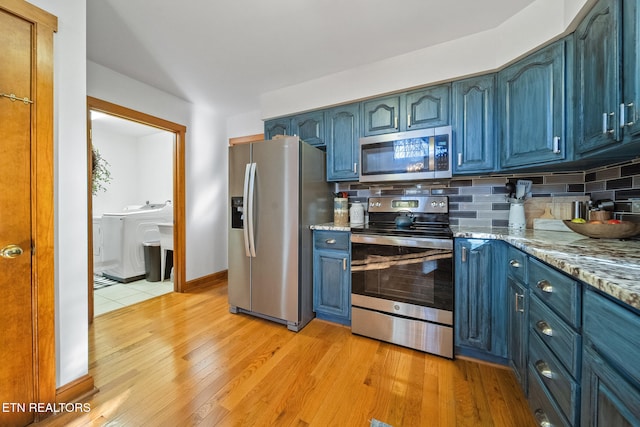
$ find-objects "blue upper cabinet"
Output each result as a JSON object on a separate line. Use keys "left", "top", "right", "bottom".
{"left": 452, "top": 74, "right": 497, "bottom": 174}
{"left": 499, "top": 37, "right": 571, "bottom": 169}
{"left": 404, "top": 85, "right": 450, "bottom": 130}
{"left": 291, "top": 110, "right": 326, "bottom": 147}
{"left": 362, "top": 95, "right": 400, "bottom": 136}
{"left": 622, "top": 0, "right": 640, "bottom": 139}
{"left": 264, "top": 118, "right": 292, "bottom": 139}
{"left": 326, "top": 103, "right": 360, "bottom": 181}
{"left": 575, "top": 0, "right": 622, "bottom": 155}
{"left": 362, "top": 84, "right": 450, "bottom": 136}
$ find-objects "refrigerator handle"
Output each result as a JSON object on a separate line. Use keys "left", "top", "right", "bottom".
{"left": 242, "top": 163, "right": 252, "bottom": 257}
{"left": 247, "top": 162, "right": 257, "bottom": 258}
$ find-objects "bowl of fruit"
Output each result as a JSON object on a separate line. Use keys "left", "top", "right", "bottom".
{"left": 563, "top": 218, "right": 640, "bottom": 239}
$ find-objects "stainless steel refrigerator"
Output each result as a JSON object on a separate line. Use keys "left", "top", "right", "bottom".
{"left": 228, "top": 136, "right": 332, "bottom": 331}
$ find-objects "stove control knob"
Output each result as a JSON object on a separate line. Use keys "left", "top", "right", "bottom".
{"left": 431, "top": 201, "right": 437, "bottom": 207}
{"left": 376, "top": 202, "right": 382, "bottom": 207}
{"left": 439, "top": 201, "right": 446, "bottom": 207}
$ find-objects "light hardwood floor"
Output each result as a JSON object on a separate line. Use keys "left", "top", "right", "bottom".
{"left": 38, "top": 280, "right": 536, "bottom": 427}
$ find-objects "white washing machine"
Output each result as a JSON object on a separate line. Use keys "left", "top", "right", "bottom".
{"left": 100, "top": 203, "right": 173, "bottom": 282}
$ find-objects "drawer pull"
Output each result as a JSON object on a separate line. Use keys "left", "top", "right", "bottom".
{"left": 534, "top": 409, "right": 553, "bottom": 427}
{"left": 536, "top": 320, "right": 553, "bottom": 336}
{"left": 325, "top": 239, "right": 336, "bottom": 244}
{"left": 509, "top": 259, "right": 521, "bottom": 268}
{"left": 535, "top": 360, "right": 555, "bottom": 379}
{"left": 536, "top": 280, "right": 553, "bottom": 293}
{"left": 515, "top": 292, "right": 525, "bottom": 313}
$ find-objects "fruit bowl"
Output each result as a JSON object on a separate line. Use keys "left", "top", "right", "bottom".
{"left": 563, "top": 220, "right": 640, "bottom": 239}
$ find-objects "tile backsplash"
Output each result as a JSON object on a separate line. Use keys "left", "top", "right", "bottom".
{"left": 336, "top": 158, "right": 640, "bottom": 227}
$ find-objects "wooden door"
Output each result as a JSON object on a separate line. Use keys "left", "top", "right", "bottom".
{"left": 0, "top": 9, "right": 35, "bottom": 426}
{"left": 0, "top": 2, "right": 58, "bottom": 424}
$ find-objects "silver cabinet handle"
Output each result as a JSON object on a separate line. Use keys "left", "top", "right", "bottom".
{"left": 509, "top": 259, "right": 521, "bottom": 268}
{"left": 515, "top": 293, "right": 524, "bottom": 313}
{"left": 536, "top": 320, "right": 553, "bottom": 336}
{"left": 602, "top": 112, "right": 615, "bottom": 135}
{"left": 552, "top": 136, "right": 561, "bottom": 154}
{"left": 457, "top": 152, "right": 463, "bottom": 167}
{"left": 536, "top": 280, "right": 553, "bottom": 293}
{"left": 0, "top": 244, "right": 24, "bottom": 259}
{"left": 621, "top": 102, "right": 635, "bottom": 127}
{"left": 461, "top": 246, "right": 467, "bottom": 263}
{"left": 343, "top": 258, "right": 347, "bottom": 271}
{"left": 407, "top": 114, "right": 411, "bottom": 128}
{"left": 353, "top": 163, "right": 358, "bottom": 174}
{"left": 535, "top": 360, "right": 554, "bottom": 379}
{"left": 325, "top": 239, "right": 336, "bottom": 244}
{"left": 534, "top": 409, "right": 553, "bottom": 427}
{"left": 394, "top": 116, "right": 398, "bottom": 129}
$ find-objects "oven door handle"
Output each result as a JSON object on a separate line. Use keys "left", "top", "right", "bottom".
{"left": 351, "top": 234, "right": 452, "bottom": 250}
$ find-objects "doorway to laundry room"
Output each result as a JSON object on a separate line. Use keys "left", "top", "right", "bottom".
{"left": 87, "top": 97, "right": 186, "bottom": 322}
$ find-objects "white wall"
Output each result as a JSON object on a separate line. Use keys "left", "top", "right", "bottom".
{"left": 91, "top": 129, "right": 174, "bottom": 215}
{"left": 29, "top": 0, "right": 88, "bottom": 388}
{"left": 87, "top": 60, "right": 229, "bottom": 280}
{"left": 259, "top": 0, "right": 591, "bottom": 119}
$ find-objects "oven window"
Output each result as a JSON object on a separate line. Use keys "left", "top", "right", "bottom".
{"left": 351, "top": 242, "right": 453, "bottom": 310}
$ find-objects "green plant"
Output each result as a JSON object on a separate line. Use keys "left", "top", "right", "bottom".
{"left": 91, "top": 146, "right": 112, "bottom": 195}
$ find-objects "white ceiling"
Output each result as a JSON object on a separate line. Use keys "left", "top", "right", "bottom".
{"left": 87, "top": 0, "right": 536, "bottom": 118}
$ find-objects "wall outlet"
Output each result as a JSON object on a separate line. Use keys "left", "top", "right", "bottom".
{"left": 632, "top": 199, "right": 640, "bottom": 213}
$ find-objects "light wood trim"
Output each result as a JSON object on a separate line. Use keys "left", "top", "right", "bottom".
{"left": 55, "top": 374, "right": 96, "bottom": 404}
{"left": 86, "top": 96, "right": 188, "bottom": 325}
{"left": 229, "top": 133, "right": 264, "bottom": 145}
{"left": 32, "top": 12, "right": 57, "bottom": 411}
{"left": 182, "top": 270, "right": 227, "bottom": 291}
{"left": 1, "top": 0, "right": 57, "bottom": 30}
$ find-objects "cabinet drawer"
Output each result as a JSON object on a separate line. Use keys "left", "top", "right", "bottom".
{"left": 528, "top": 363, "right": 571, "bottom": 427}
{"left": 529, "top": 332, "right": 580, "bottom": 425}
{"left": 314, "top": 231, "right": 350, "bottom": 251}
{"left": 584, "top": 289, "right": 640, "bottom": 385}
{"left": 529, "top": 258, "right": 581, "bottom": 327}
{"left": 507, "top": 246, "right": 527, "bottom": 282}
{"left": 529, "top": 294, "right": 581, "bottom": 378}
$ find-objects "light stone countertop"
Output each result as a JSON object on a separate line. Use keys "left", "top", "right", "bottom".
{"left": 310, "top": 222, "right": 640, "bottom": 310}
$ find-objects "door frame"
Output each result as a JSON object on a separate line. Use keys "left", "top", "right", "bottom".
{"left": 0, "top": 0, "right": 58, "bottom": 417}
{"left": 87, "top": 97, "right": 187, "bottom": 322}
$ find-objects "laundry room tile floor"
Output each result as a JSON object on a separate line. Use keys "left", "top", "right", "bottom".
{"left": 94, "top": 279, "right": 174, "bottom": 316}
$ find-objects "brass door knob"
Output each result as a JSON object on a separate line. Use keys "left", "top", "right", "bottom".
{"left": 1, "top": 244, "right": 24, "bottom": 259}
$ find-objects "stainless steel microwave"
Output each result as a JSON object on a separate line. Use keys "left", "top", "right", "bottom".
{"left": 359, "top": 126, "right": 452, "bottom": 182}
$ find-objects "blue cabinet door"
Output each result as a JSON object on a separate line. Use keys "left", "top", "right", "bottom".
{"left": 582, "top": 347, "right": 640, "bottom": 427}
{"left": 404, "top": 84, "right": 450, "bottom": 130}
{"left": 362, "top": 95, "right": 400, "bottom": 136}
{"left": 313, "top": 248, "right": 350, "bottom": 325}
{"left": 291, "top": 110, "right": 326, "bottom": 146}
{"left": 499, "top": 38, "right": 570, "bottom": 168}
{"left": 264, "top": 118, "right": 292, "bottom": 139}
{"left": 507, "top": 276, "right": 528, "bottom": 393}
{"left": 454, "top": 239, "right": 507, "bottom": 362}
{"left": 452, "top": 74, "right": 496, "bottom": 174}
{"left": 326, "top": 103, "right": 360, "bottom": 181}
{"left": 575, "top": 0, "right": 622, "bottom": 154}
{"left": 622, "top": 0, "right": 640, "bottom": 138}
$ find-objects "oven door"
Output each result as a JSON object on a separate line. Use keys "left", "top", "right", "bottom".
{"left": 351, "top": 234, "right": 453, "bottom": 320}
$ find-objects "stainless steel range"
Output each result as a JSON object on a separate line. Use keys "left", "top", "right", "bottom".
{"left": 350, "top": 196, "right": 454, "bottom": 358}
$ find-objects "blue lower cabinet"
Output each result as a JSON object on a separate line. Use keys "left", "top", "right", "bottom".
{"left": 313, "top": 231, "right": 351, "bottom": 325}
{"left": 454, "top": 238, "right": 507, "bottom": 363}
{"left": 581, "top": 289, "right": 640, "bottom": 426}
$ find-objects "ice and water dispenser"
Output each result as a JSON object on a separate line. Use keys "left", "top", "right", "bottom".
{"left": 231, "top": 197, "right": 244, "bottom": 229}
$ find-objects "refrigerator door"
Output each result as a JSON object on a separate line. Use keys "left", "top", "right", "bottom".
{"left": 228, "top": 143, "right": 252, "bottom": 311}
{"left": 251, "top": 137, "right": 300, "bottom": 323}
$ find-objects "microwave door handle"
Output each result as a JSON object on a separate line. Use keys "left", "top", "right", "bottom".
{"left": 247, "top": 162, "right": 257, "bottom": 258}
{"left": 242, "top": 163, "right": 252, "bottom": 257}
{"left": 428, "top": 136, "right": 436, "bottom": 172}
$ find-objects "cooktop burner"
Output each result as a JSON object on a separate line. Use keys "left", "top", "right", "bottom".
{"left": 351, "top": 196, "right": 451, "bottom": 239}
